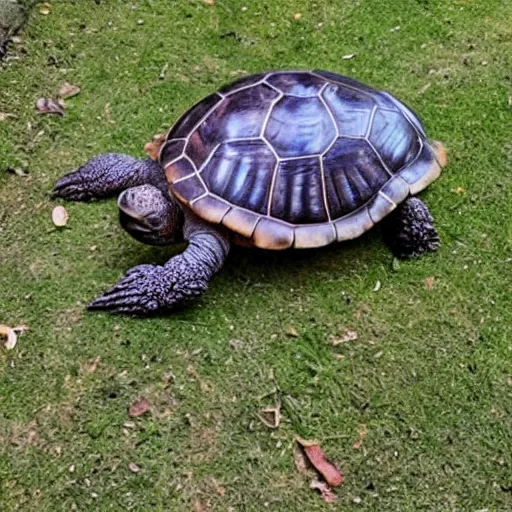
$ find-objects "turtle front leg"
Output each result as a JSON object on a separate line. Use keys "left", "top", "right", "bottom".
{"left": 88, "top": 212, "right": 230, "bottom": 315}
{"left": 382, "top": 197, "right": 440, "bottom": 259}
{"left": 53, "top": 154, "right": 164, "bottom": 201}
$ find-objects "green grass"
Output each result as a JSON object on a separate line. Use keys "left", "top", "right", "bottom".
{"left": 1, "top": 0, "right": 511, "bottom": 510}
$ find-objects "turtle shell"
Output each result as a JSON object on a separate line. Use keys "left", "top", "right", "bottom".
{"left": 159, "top": 70, "right": 444, "bottom": 250}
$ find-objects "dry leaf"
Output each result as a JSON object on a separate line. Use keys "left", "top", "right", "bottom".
{"left": 36, "top": 98, "right": 65, "bottom": 116}
{"left": 332, "top": 330, "right": 358, "bottom": 346}
{"left": 310, "top": 478, "right": 337, "bottom": 503}
{"left": 0, "top": 112, "right": 16, "bottom": 121}
{"left": 52, "top": 206, "right": 69, "bottom": 227}
{"left": 128, "top": 462, "right": 140, "bottom": 473}
{"left": 454, "top": 187, "right": 465, "bottom": 194}
{"left": 258, "top": 403, "right": 281, "bottom": 429}
{"left": 0, "top": 325, "right": 17, "bottom": 350}
{"left": 296, "top": 437, "right": 344, "bottom": 487}
{"left": 286, "top": 326, "right": 299, "bottom": 338}
{"left": 293, "top": 442, "right": 311, "bottom": 474}
{"left": 85, "top": 356, "right": 100, "bottom": 373}
{"left": 58, "top": 82, "right": 81, "bottom": 99}
{"left": 294, "top": 13, "right": 303, "bottom": 20}
{"left": 144, "top": 132, "right": 166, "bottom": 161}
{"left": 39, "top": 3, "right": 51, "bottom": 15}
{"left": 203, "top": 0, "right": 215, "bottom": 4}
{"left": 128, "top": 398, "right": 150, "bottom": 417}
{"left": 342, "top": 53, "right": 355, "bottom": 60}
{"left": 423, "top": 276, "right": 435, "bottom": 289}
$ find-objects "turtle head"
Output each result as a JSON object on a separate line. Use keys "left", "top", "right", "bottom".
{"left": 118, "top": 184, "right": 182, "bottom": 245}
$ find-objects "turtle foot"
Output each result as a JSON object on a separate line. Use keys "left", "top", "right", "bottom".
{"left": 88, "top": 260, "right": 209, "bottom": 315}
{"left": 383, "top": 197, "right": 440, "bottom": 259}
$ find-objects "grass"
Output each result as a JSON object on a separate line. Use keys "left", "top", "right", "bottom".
{"left": 1, "top": 0, "right": 511, "bottom": 510}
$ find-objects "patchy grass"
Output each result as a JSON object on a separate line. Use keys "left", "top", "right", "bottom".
{"left": 1, "top": 0, "right": 511, "bottom": 510}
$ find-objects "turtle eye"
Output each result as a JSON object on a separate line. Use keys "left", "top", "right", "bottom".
{"left": 145, "top": 214, "right": 162, "bottom": 229}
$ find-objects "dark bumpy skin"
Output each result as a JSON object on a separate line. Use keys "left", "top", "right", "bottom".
{"left": 53, "top": 153, "right": 229, "bottom": 314}
{"left": 88, "top": 211, "right": 230, "bottom": 314}
{"left": 53, "top": 153, "right": 169, "bottom": 201}
{"left": 382, "top": 197, "right": 440, "bottom": 259}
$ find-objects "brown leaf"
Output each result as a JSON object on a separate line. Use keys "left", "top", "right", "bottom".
{"left": 128, "top": 462, "right": 140, "bottom": 473}
{"left": 332, "top": 329, "right": 358, "bottom": 346}
{"left": 39, "top": 3, "right": 51, "bottom": 15}
{"left": 128, "top": 398, "right": 150, "bottom": 417}
{"left": 423, "top": 276, "right": 435, "bottom": 289}
{"left": 84, "top": 356, "right": 100, "bottom": 373}
{"left": 144, "top": 132, "right": 166, "bottom": 161}
{"left": 52, "top": 205, "right": 69, "bottom": 227}
{"left": 58, "top": 82, "right": 81, "bottom": 99}
{"left": 293, "top": 442, "right": 311, "bottom": 474}
{"left": 310, "top": 478, "right": 337, "bottom": 503}
{"left": 193, "top": 500, "right": 205, "bottom": 512}
{"left": 294, "top": 13, "right": 303, "bottom": 20}
{"left": 36, "top": 97, "right": 65, "bottom": 116}
{"left": 0, "top": 325, "right": 17, "bottom": 350}
{"left": 454, "top": 187, "right": 465, "bottom": 194}
{"left": 296, "top": 437, "right": 344, "bottom": 487}
{"left": 257, "top": 403, "right": 281, "bottom": 429}
{"left": 286, "top": 326, "right": 299, "bottom": 338}
{"left": 0, "top": 112, "right": 16, "bottom": 121}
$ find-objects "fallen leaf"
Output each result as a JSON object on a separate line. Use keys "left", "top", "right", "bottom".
{"left": 286, "top": 326, "right": 299, "bottom": 338}
{"left": 296, "top": 437, "right": 344, "bottom": 487}
{"left": 373, "top": 280, "right": 381, "bottom": 292}
{"left": 193, "top": 500, "right": 205, "bottom": 512}
{"left": 39, "top": 3, "right": 51, "bottom": 15}
{"left": 0, "top": 325, "right": 17, "bottom": 350}
{"left": 85, "top": 356, "right": 100, "bottom": 373}
{"left": 454, "top": 187, "right": 465, "bottom": 194}
{"left": 6, "top": 168, "right": 28, "bottom": 177}
{"left": 310, "top": 478, "right": 337, "bottom": 503}
{"left": 36, "top": 98, "right": 65, "bottom": 116}
{"left": 423, "top": 276, "right": 435, "bottom": 289}
{"left": 128, "top": 462, "right": 140, "bottom": 473}
{"left": 342, "top": 53, "right": 355, "bottom": 60}
{"left": 293, "top": 442, "right": 311, "bottom": 474}
{"left": 128, "top": 398, "right": 150, "bottom": 417}
{"left": 258, "top": 403, "right": 281, "bottom": 429}
{"left": 0, "top": 112, "right": 16, "bottom": 121}
{"left": 294, "top": 13, "right": 303, "bottom": 20}
{"left": 52, "top": 205, "right": 69, "bottom": 227}
{"left": 58, "top": 82, "right": 81, "bottom": 99}
{"left": 203, "top": 0, "right": 215, "bottom": 4}
{"left": 144, "top": 132, "right": 166, "bottom": 161}
{"left": 332, "top": 329, "right": 358, "bottom": 346}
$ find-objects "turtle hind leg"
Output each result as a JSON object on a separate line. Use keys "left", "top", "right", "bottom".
{"left": 53, "top": 153, "right": 163, "bottom": 201}
{"left": 382, "top": 197, "right": 440, "bottom": 259}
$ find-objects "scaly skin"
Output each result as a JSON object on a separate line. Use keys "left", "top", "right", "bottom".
{"left": 382, "top": 197, "right": 440, "bottom": 259}
{"left": 88, "top": 211, "right": 231, "bottom": 314}
{"left": 53, "top": 153, "right": 168, "bottom": 201}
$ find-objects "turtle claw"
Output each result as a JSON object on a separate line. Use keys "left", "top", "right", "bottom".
{"left": 87, "top": 260, "right": 210, "bottom": 315}
{"left": 53, "top": 170, "right": 95, "bottom": 201}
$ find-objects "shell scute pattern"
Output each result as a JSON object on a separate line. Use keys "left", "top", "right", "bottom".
{"left": 160, "top": 70, "right": 436, "bottom": 249}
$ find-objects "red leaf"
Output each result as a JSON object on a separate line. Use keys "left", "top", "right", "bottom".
{"left": 296, "top": 437, "right": 344, "bottom": 487}
{"left": 128, "top": 398, "right": 150, "bottom": 417}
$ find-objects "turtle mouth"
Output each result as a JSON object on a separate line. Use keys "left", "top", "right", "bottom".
{"left": 119, "top": 211, "right": 153, "bottom": 233}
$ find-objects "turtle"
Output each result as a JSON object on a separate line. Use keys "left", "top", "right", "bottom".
{"left": 53, "top": 70, "right": 447, "bottom": 315}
